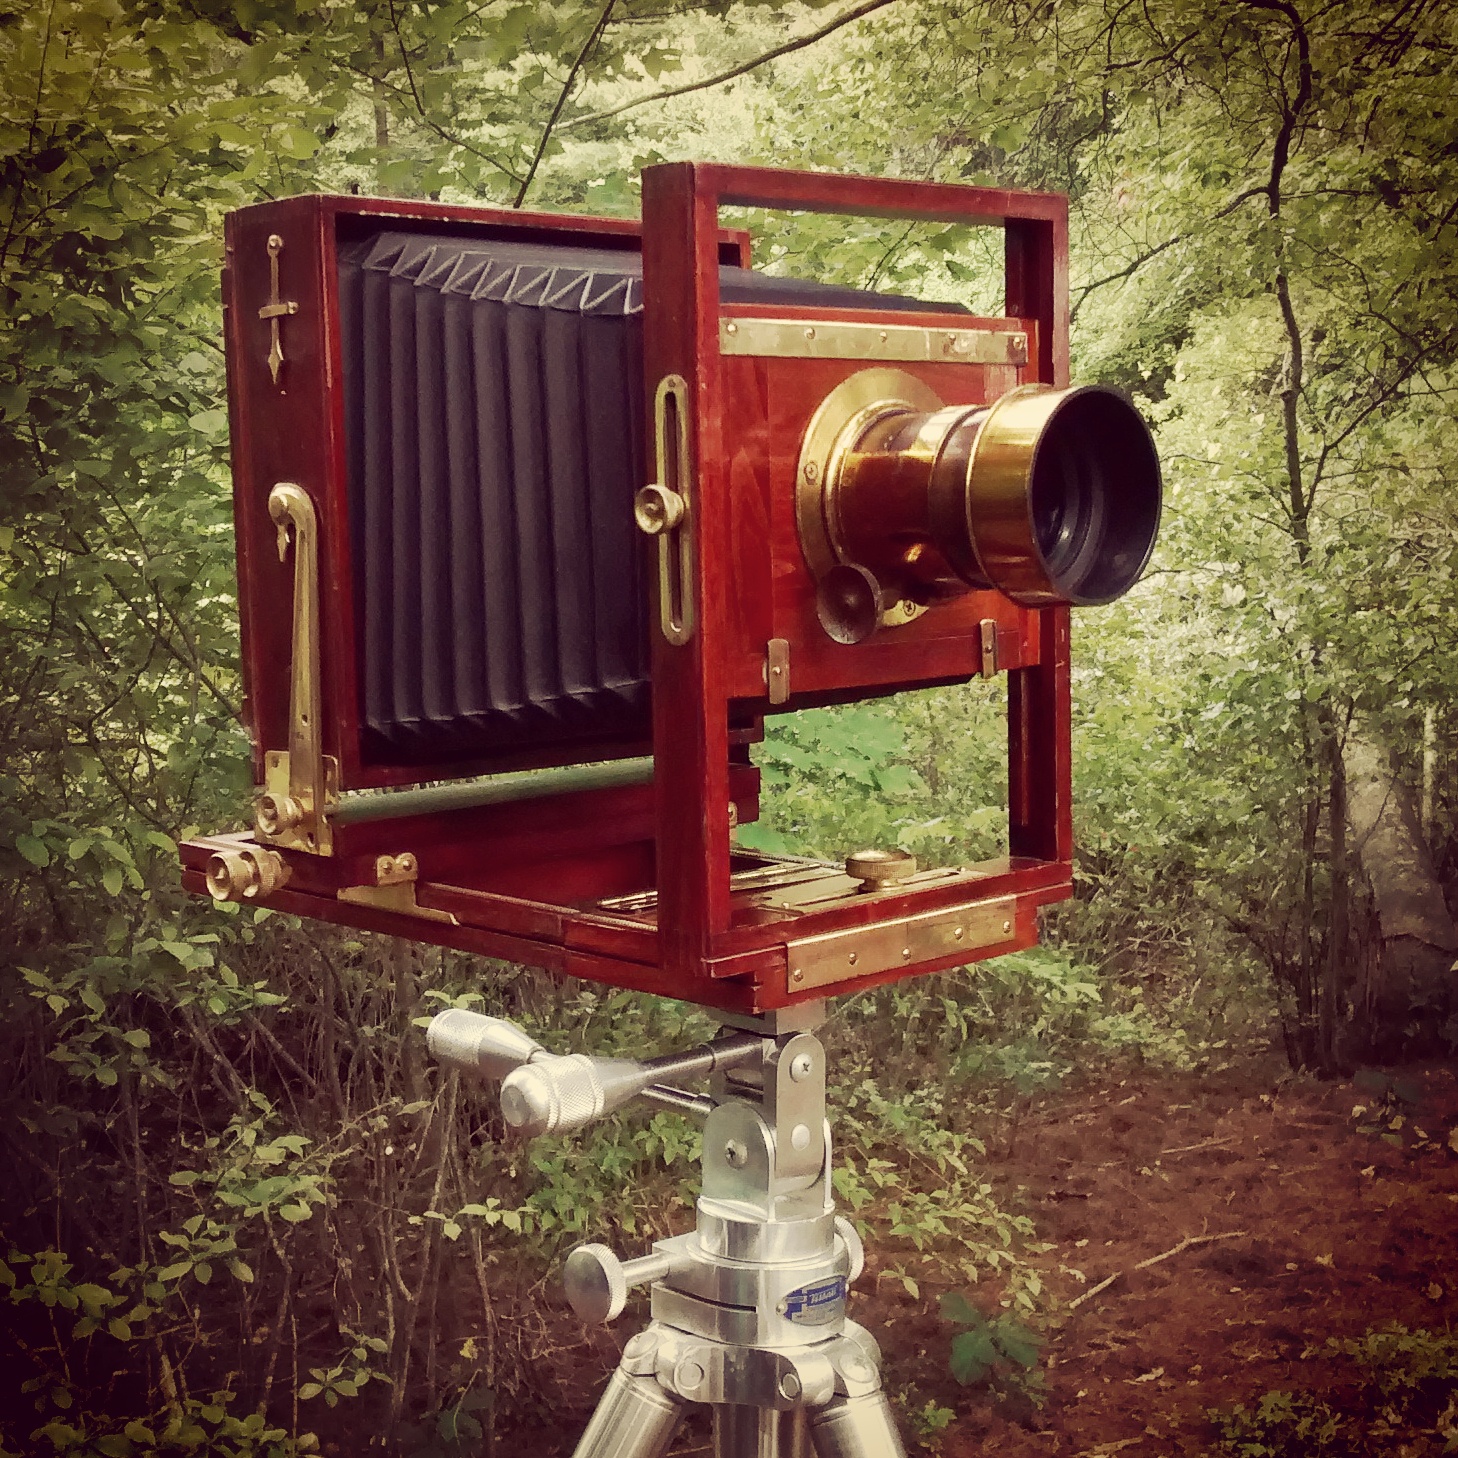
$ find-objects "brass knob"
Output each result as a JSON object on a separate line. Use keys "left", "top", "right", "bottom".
{"left": 634, "top": 483, "right": 686, "bottom": 536}
{"left": 206, "top": 846, "right": 289, "bottom": 902}
{"left": 255, "top": 792, "right": 304, "bottom": 837}
{"left": 845, "top": 848, "right": 918, "bottom": 892}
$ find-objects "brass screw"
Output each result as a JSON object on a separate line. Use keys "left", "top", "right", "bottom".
{"left": 804, "top": 327, "right": 816, "bottom": 340}
{"left": 725, "top": 321, "right": 738, "bottom": 334}
{"left": 791, "top": 968, "right": 804, "bottom": 983}
{"left": 804, "top": 461, "right": 820, "bottom": 482}
{"left": 1002, "top": 919, "right": 1012, "bottom": 934}
{"left": 954, "top": 926, "right": 965, "bottom": 941}
{"left": 901, "top": 947, "right": 912, "bottom": 960}
{"left": 847, "top": 952, "right": 858, "bottom": 966}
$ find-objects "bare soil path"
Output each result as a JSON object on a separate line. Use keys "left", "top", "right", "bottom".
{"left": 906, "top": 1058, "right": 1458, "bottom": 1456}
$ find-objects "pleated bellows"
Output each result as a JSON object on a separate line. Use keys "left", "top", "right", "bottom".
{"left": 338, "top": 231, "right": 651, "bottom": 765}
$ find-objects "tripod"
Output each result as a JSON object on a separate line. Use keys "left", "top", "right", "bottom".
{"left": 428, "top": 1002, "right": 907, "bottom": 1458}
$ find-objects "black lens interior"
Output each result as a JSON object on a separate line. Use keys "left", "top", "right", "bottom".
{"left": 1028, "top": 389, "right": 1161, "bottom": 605}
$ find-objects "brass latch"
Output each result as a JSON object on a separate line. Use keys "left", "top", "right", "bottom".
{"left": 258, "top": 234, "right": 299, "bottom": 387}
{"left": 254, "top": 483, "right": 337, "bottom": 854}
{"left": 634, "top": 374, "right": 694, "bottom": 645}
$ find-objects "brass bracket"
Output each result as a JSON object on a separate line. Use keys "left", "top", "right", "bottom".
{"left": 766, "top": 638, "right": 790, "bottom": 705}
{"left": 258, "top": 234, "right": 299, "bottom": 387}
{"left": 255, "top": 483, "right": 336, "bottom": 855}
{"left": 722, "top": 317, "right": 1028, "bottom": 367}
{"left": 978, "top": 618, "right": 999, "bottom": 679}
{"left": 786, "top": 896, "right": 1017, "bottom": 993}
{"left": 337, "top": 852, "right": 460, "bottom": 924}
{"left": 637, "top": 374, "right": 695, "bottom": 645}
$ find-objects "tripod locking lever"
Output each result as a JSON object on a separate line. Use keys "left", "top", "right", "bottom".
{"left": 426, "top": 1009, "right": 766, "bottom": 1137}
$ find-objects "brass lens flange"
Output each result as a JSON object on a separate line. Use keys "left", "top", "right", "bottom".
{"left": 795, "top": 368, "right": 1162, "bottom": 638}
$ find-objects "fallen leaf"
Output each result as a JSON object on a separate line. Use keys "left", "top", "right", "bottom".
{"left": 1315, "top": 1254, "right": 1334, "bottom": 1267}
{"left": 1128, "top": 1367, "right": 1165, "bottom": 1384}
{"left": 1428, "top": 1283, "right": 1444, "bottom": 1300}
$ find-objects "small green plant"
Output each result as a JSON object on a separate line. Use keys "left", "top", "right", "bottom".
{"left": 1208, "top": 1325, "right": 1458, "bottom": 1457}
{"left": 906, "top": 1394, "right": 957, "bottom": 1453}
{"left": 399, "top": 1383, "right": 495, "bottom": 1458}
{"left": 937, "top": 1292, "right": 1044, "bottom": 1404}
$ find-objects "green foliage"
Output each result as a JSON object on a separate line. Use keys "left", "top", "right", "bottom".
{"left": 938, "top": 1290, "right": 1044, "bottom": 1403}
{"left": 739, "top": 686, "right": 1006, "bottom": 866}
{"left": 1209, "top": 1325, "right": 1458, "bottom": 1458}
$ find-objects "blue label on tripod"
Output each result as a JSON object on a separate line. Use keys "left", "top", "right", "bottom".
{"left": 780, "top": 1275, "right": 847, "bottom": 1326}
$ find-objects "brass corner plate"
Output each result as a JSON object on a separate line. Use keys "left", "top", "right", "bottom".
{"left": 785, "top": 896, "right": 1017, "bottom": 993}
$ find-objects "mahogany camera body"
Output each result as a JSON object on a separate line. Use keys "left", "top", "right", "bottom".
{"left": 182, "top": 164, "right": 1160, "bottom": 1016}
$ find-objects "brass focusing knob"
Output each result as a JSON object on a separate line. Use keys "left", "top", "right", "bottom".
{"left": 255, "top": 792, "right": 304, "bottom": 838}
{"left": 206, "top": 846, "right": 289, "bottom": 902}
{"left": 634, "top": 483, "right": 686, "bottom": 536}
{"left": 845, "top": 848, "right": 918, "bottom": 893}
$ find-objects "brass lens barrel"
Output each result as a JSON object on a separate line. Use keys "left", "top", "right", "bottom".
{"left": 818, "top": 378, "right": 1161, "bottom": 610}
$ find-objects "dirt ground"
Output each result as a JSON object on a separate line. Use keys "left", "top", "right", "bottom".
{"left": 876, "top": 1054, "right": 1458, "bottom": 1456}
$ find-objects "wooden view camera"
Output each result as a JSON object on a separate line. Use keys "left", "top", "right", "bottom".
{"left": 180, "top": 164, "right": 1161, "bottom": 1016}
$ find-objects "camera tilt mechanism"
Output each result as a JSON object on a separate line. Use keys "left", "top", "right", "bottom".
{"left": 429, "top": 1001, "right": 903, "bottom": 1458}
{"left": 180, "top": 161, "right": 1163, "bottom": 1454}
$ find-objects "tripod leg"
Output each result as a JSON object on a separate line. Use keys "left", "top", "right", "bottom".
{"left": 712, "top": 1404, "right": 812, "bottom": 1458}
{"left": 573, "top": 1368, "right": 686, "bottom": 1458}
{"left": 807, "top": 1394, "right": 908, "bottom": 1458}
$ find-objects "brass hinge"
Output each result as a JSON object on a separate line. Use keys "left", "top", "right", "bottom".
{"left": 337, "top": 853, "right": 460, "bottom": 924}
{"left": 255, "top": 483, "right": 337, "bottom": 855}
{"left": 258, "top": 233, "right": 299, "bottom": 387}
{"left": 978, "top": 618, "right": 999, "bottom": 679}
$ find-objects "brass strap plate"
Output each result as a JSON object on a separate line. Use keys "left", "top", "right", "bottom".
{"left": 721, "top": 317, "right": 1028, "bottom": 367}
{"left": 786, "top": 896, "right": 1017, "bottom": 992}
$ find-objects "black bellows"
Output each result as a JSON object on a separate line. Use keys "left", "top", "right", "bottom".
{"left": 338, "top": 226, "right": 964, "bottom": 767}
{"left": 339, "top": 230, "right": 652, "bottom": 764}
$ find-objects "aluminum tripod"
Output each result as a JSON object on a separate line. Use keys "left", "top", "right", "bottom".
{"left": 428, "top": 1002, "right": 908, "bottom": 1458}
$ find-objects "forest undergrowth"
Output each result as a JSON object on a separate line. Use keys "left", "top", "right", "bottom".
{"left": 2, "top": 843, "right": 1248, "bottom": 1457}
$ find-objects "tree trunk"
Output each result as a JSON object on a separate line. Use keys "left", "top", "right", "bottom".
{"left": 1345, "top": 725, "right": 1458, "bottom": 1058}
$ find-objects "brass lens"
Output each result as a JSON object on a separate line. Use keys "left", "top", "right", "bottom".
{"left": 800, "top": 370, "right": 1162, "bottom": 620}
{"left": 957, "top": 384, "right": 1162, "bottom": 607}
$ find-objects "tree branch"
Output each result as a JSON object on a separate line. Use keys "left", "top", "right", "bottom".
{"left": 563, "top": 0, "right": 902, "bottom": 131}
{"left": 514, "top": 0, "right": 617, "bottom": 208}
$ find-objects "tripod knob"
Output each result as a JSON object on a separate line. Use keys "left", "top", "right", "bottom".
{"left": 564, "top": 1243, "right": 684, "bottom": 1325}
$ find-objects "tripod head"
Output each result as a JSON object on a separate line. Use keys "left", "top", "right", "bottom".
{"left": 427, "top": 1006, "right": 900, "bottom": 1457}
